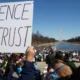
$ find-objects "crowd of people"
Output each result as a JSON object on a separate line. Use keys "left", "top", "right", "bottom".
{"left": 0, "top": 46, "right": 41, "bottom": 80}
{"left": 0, "top": 46, "right": 80, "bottom": 80}
{"left": 35, "top": 46, "right": 80, "bottom": 62}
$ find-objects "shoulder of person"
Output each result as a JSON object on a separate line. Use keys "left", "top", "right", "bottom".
{"left": 23, "top": 60, "right": 34, "bottom": 67}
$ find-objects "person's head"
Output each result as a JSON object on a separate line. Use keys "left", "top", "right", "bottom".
{"left": 10, "top": 53, "right": 19, "bottom": 62}
{"left": 46, "top": 53, "right": 56, "bottom": 70}
{"left": 65, "top": 53, "right": 70, "bottom": 60}
{"left": 25, "top": 46, "right": 35, "bottom": 62}
{"left": 55, "top": 51, "right": 64, "bottom": 62}
{"left": 19, "top": 53, "right": 25, "bottom": 60}
{"left": 46, "top": 54, "right": 55, "bottom": 64}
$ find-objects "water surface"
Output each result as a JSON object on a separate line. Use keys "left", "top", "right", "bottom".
{"left": 55, "top": 42, "right": 80, "bottom": 51}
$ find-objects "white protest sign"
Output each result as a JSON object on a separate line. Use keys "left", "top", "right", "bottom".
{"left": 0, "top": 1, "right": 34, "bottom": 53}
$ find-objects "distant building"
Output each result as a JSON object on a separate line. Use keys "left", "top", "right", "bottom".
{"left": 60, "top": 29, "right": 62, "bottom": 41}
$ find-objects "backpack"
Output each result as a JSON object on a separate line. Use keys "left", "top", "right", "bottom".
{"left": 48, "top": 65, "right": 65, "bottom": 80}
{"left": 48, "top": 71, "right": 59, "bottom": 80}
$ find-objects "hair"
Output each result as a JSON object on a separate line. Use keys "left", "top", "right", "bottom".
{"left": 46, "top": 54, "right": 55, "bottom": 64}
{"left": 10, "top": 53, "right": 19, "bottom": 62}
{"left": 17, "top": 62, "right": 24, "bottom": 67}
{"left": 19, "top": 53, "right": 24, "bottom": 59}
{"left": 65, "top": 53, "right": 70, "bottom": 59}
{"left": 55, "top": 51, "right": 64, "bottom": 60}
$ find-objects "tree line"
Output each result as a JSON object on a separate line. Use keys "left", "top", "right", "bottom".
{"left": 67, "top": 36, "right": 80, "bottom": 42}
{"left": 32, "top": 31, "right": 56, "bottom": 45}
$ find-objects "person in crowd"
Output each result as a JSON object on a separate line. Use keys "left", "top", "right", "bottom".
{"left": 64, "top": 53, "right": 77, "bottom": 73}
{"left": 5, "top": 53, "right": 19, "bottom": 80}
{"left": 46, "top": 53, "right": 55, "bottom": 71}
{"left": 19, "top": 46, "right": 41, "bottom": 80}
{"left": 19, "top": 53, "right": 25, "bottom": 62}
{"left": 45, "top": 46, "right": 56, "bottom": 71}
{"left": 35, "top": 55, "right": 39, "bottom": 62}
{"left": 0, "top": 56, "right": 8, "bottom": 80}
{"left": 54, "top": 51, "right": 72, "bottom": 80}
{"left": 17, "top": 62, "right": 23, "bottom": 76}
{"left": 0, "top": 56, "right": 8, "bottom": 76}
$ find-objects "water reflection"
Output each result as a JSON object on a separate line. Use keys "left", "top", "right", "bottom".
{"left": 55, "top": 42, "right": 80, "bottom": 51}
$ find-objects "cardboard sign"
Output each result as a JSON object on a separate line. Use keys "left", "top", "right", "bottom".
{"left": 0, "top": 1, "right": 34, "bottom": 53}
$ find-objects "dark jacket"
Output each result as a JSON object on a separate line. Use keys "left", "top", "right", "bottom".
{"left": 69, "top": 66, "right": 80, "bottom": 80}
{"left": 5, "top": 60, "right": 17, "bottom": 74}
{"left": 19, "top": 60, "right": 40, "bottom": 80}
{"left": 5, "top": 60, "right": 17, "bottom": 80}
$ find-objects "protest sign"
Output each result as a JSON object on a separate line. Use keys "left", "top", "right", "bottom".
{"left": 0, "top": 1, "right": 34, "bottom": 53}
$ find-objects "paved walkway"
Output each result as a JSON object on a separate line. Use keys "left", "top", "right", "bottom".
{"left": 37, "top": 62, "right": 80, "bottom": 73}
